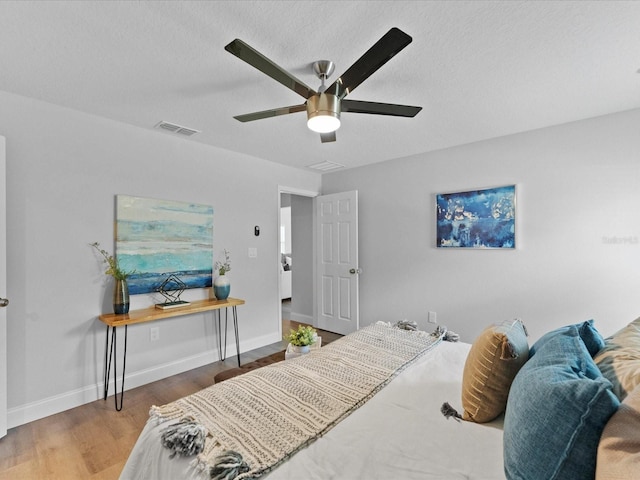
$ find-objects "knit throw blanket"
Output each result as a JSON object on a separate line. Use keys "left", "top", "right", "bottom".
{"left": 151, "top": 322, "right": 443, "bottom": 479}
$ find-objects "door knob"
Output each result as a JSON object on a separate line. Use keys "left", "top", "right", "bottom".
{"left": 349, "top": 268, "right": 362, "bottom": 275}
{"left": 0, "top": 297, "right": 8, "bottom": 307}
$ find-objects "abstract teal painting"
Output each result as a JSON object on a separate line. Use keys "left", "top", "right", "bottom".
{"left": 116, "top": 195, "right": 214, "bottom": 295}
{"left": 436, "top": 185, "right": 516, "bottom": 248}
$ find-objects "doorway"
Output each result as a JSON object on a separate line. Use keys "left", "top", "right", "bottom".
{"left": 277, "top": 187, "right": 360, "bottom": 338}
{"left": 279, "top": 193, "right": 314, "bottom": 324}
{"left": 278, "top": 187, "right": 317, "bottom": 339}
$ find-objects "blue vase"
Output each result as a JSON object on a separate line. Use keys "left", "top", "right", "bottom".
{"left": 213, "top": 274, "right": 230, "bottom": 300}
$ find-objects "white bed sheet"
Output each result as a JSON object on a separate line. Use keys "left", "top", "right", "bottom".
{"left": 120, "top": 341, "right": 505, "bottom": 480}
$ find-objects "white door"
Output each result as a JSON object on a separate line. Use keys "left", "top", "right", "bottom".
{"left": 0, "top": 136, "right": 7, "bottom": 438}
{"left": 315, "top": 190, "right": 359, "bottom": 335}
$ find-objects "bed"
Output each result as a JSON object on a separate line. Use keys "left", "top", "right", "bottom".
{"left": 120, "top": 318, "right": 640, "bottom": 480}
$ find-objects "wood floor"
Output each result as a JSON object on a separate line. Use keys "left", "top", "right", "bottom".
{"left": 0, "top": 319, "right": 342, "bottom": 480}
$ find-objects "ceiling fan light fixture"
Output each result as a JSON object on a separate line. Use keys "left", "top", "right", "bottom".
{"left": 307, "top": 114, "right": 340, "bottom": 134}
{"left": 226, "top": 29, "right": 421, "bottom": 142}
{"left": 307, "top": 93, "right": 341, "bottom": 133}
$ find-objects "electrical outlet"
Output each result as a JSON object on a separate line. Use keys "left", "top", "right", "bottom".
{"left": 428, "top": 311, "right": 437, "bottom": 324}
{"left": 150, "top": 327, "right": 160, "bottom": 342}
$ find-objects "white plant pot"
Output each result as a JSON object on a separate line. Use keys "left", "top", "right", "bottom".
{"left": 290, "top": 344, "right": 310, "bottom": 354}
{"left": 213, "top": 274, "right": 230, "bottom": 300}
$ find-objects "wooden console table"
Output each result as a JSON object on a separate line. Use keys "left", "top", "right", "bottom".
{"left": 98, "top": 297, "right": 245, "bottom": 410}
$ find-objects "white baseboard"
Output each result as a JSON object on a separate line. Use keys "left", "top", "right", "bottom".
{"left": 289, "top": 311, "right": 314, "bottom": 325}
{"left": 8, "top": 331, "right": 281, "bottom": 429}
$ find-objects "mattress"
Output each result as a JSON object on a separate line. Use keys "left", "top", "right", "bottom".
{"left": 120, "top": 341, "right": 505, "bottom": 480}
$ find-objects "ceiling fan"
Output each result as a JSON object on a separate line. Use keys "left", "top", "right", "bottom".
{"left": 224, "top": 27, "right": 422, "bottom": 143}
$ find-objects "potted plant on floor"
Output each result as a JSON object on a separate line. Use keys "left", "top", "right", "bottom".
{"left": 285, "top": 325, "right": 318, "bottom": 354}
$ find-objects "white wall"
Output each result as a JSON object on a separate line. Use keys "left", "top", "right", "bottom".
{"left": 0, "top": 91, "right": 321, "bottom": 427}
{"left": 323, "top": 109, "right": 640, "bottom": 343}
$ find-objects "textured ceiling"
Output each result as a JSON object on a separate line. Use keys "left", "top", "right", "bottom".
{"left": 1, "top": 1, "right": 639, "bottom": 172}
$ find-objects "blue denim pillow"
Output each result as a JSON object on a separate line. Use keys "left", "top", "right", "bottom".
{"left": 504, "top": 328, "right": 619, "bottom": 480}
{"left": 529, "top": 319, "right": 604, "bottom": 357}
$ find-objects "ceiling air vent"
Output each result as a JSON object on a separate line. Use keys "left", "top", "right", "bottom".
{"left": 306, "top": 161, "right": 345, "bottom": 172}
{"left": 155, "top": 121, "right": 201, "bottom": 137}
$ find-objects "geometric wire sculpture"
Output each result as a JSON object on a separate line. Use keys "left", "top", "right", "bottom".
{"left": 155, "top": 274, "right": 189, "bottom": 307}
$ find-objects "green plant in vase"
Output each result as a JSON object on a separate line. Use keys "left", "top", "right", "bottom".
{"left": 285, "top": 325, "right": 317, "bottom": 353}
{"left": 213, "top": 249, "right": 231, "bottom": 300}
{"left": 91, "top": 242, "right": 135, "bottom": 314}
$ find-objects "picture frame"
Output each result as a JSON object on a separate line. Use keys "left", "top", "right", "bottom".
{"left": 436, "top": 185, "right": 516, "bottom": 249}
{"left": 115, "top": 195, "right": 214, "bottom": 294}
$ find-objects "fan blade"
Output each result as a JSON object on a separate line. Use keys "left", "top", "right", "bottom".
{"left": 225, "top": 39, "right": 316, "bottom": 99}
{"left": 342, "top": 99, "right": 422, "bottom": 117}
{"left": 327, "top": 27, "right": 412, "bottom": 99}
{"left": 234, "top": 104, "right": 307, "bottom": 123}
{"left": 320, "top": 132, "right": 336, "bottom": 143}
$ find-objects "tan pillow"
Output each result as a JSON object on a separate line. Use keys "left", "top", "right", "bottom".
{"left": 596, "top": 385, "right": 640, "bottom": 479}
{"left": 594, "top": 317, "right": 640, "bottom": 400}
{"left": 461, "top": 319, "right": 529, "bottom": 423}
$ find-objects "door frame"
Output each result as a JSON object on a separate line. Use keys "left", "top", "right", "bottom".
{"left": 277, "top": 186, "right": 319, "bottom": 340}
{"left": 1, "top": 136, "right": 6, "bottom": 438}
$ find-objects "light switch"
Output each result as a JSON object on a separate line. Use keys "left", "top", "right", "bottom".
{"left": 248, "top": 247, "right": 258, "bottom": 258}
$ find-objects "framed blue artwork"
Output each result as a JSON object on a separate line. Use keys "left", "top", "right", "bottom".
{"left": 436, "top": 185, "right": 516, "bottom": 249}
{"left": 115, "top": 195, "right": 214, "bottom": 294}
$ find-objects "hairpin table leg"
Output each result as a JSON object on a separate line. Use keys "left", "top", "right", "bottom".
{"left": 223, "top": 308, "right": 228, "bottom": 360}
{"left": 103, "top": 324, "right": 128, "bottom": 411}
{"left": 233, "top": 306, "right": 240, "bottom": 367}
{"left": 103, "top": 325, "right": 111, "bottom": 401}
{"left": 214, "top": 309, "right": 227, "bottom": 362}
{"left": 214, "top": 307, "right": 240, "bottom": 367}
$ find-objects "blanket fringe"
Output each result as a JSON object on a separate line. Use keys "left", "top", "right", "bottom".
{"left": 431, "top": 325, "right": 459, "bottom": 342}
{"left": 389, "top": 320, "right": 460, "bottom": 342}
{"left": 160, "top": 417, "right": 207, "bottom": 459}
{"left": 441, "top": 402, "right": 463, "bottom": 422}
{"left": 396, "top": 319, "right": 418, "bottom": 331}
{"left": 150, "top": 404, "right": 185, "bottom": 423}
{"left": 209, "top": 451, "right": 250, "bottom": 480}
{"left": 378, "top": 320, "right": 432, "bottom": 338}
